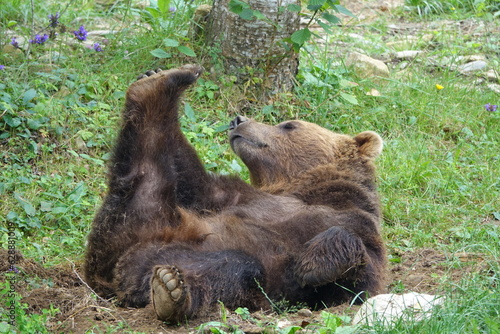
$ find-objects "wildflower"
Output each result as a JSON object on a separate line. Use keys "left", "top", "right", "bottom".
{"left": 73, "top": 25, "right": 88, "bottom": 41}
{"left": 11, "top": 37, "right": 19, "bottom": 48}
{"left": 169, "top": 6, "right": 177, "bottom": 13}
{"left": 8, "top": 266, "right": 19, "bottom": 274}
{"left": 93, "top": 43, "right": 103, "bottom": 52}
{"left": 484, "top": 103, "right": 498, "bottom": 112}
{"left": 49, "top": 12, "right": 60, "bottom": 28}
{"left": 435, "top": 84, "right": 444, "bottom": 90}
{"left": 29, "top": 34, "right": 49, "bottom": 44}
{"left": 0, "top": 65, "right": 4, "bottom": 70}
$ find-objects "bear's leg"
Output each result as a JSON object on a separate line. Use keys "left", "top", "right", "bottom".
{"left": 294, "top": 226, "right": 377, "bottom": 292}
{"left": 84, "top": 66, "right": 207, "bottom": 295}
{"left": 113, "top": 242, "right": 267, "bottom": 319}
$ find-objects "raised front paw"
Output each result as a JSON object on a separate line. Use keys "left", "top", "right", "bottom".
{"left": 151, "top": 265, "right": 190, "bottom": 322}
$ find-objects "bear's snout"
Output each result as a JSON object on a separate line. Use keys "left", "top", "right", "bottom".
{"left": 229, "top": 115, "right": 249, "bottom": 130}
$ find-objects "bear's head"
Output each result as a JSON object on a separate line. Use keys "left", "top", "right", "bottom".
{"left": 229, "top": 116, "right": 383, "bottom": 188}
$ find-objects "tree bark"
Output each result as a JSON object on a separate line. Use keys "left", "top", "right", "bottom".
{"left": 205, "top": 0, "right": 300, "bottom": 94}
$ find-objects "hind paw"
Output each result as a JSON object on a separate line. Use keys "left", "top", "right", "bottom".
{"left": 137, "top": 68, "right": 163, "bottom": 81}
{"left": 151, "top": 265, "right": 189, "bottom": 321}
{"left": 127, "top": 65, "right": 203, "bottom": 103}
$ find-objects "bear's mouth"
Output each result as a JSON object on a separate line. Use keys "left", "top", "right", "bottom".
{"left": 229, "top": 134, "right": 268, "bottom": 148}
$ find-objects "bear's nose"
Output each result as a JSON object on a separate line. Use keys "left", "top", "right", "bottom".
{"left": 229, "top": 115, "right": 249, "bottom": 130}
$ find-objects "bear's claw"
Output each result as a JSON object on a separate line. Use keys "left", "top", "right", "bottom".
{"left": 151, "top": 265, "right": 189, "bottom": 321}
{"left": 137, "top": 68, "right": 163, "bottom": 81}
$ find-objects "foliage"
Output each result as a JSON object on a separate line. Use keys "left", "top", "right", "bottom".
{"left": 404, "top": 0, "right": 500, "bottom": 17}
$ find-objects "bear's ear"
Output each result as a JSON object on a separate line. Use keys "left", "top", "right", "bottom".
{"left": 354, "top": 131, "right": 383, "bottom": 158}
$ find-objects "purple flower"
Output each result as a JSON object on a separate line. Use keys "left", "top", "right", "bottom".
{"left": 169, "top": 6, "right": 177, "bottom": 13}
{"left": 0, "top": 65, "right": 4, "bottom": 70}
{"left": 29, "top": 34, "right": 49, "bottom": 44}
{"left": 11, "top": 37, "right": 19, "bottom": 48}
{"left": 93, "top": 43, "right": 103, "bottom": 52}
{"left": 485, "top": 103, "right": 498, "bottom": 112}
{"left": 49, "top": 12, "right": 60, "bottom": 28}
{"left": 8, "top": 266, "right": 19, "bottom": 274}
{"left": 73, "top": 25, "right": 88, "bottom": 41}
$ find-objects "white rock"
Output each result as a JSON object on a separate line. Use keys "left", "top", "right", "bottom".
{"left": 276, "top": 320, "right": 292, "bottom": 329}
{"left": 458, "top": 60, "right": 488, "bottom": 73}
{"left": 485, "top": 69, "right": 499, "bottom": 82}
{"left": 345, "top": 52, "right": 390, "bottom": 81}
{"left": 487, "top": 83, "right": 500, "bottom": 94}
{"left": 352, "top": 292, "right": 445, "bottom": 326}
{"left": 394, "top": 50, "right": 425, "bottom": 60}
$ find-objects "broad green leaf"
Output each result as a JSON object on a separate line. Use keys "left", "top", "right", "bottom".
{"left": 228, "top": 0, "right": 250, "bottom": 14}
{"left": 144, "top": 7, "right": 160, "bottom": 19}
{"left": 307, "top": 0, "right": 326, "bottom": 11}
{"left": 317, "top": 20, "right": 333, "bottom": 34}
{"left": 322, "top": 12, "right": 341, "bottom": 24}
{"left": 291, "top": 28, "right": 311, "bottom": 45}
{"left": 308, "top": 0, "right": 327, "bottom": 7}
{"left": 184, "top": 102, "right": 195, "bottom": 121}
{"left": 163, "top": 38, "right": 179, "bottom": 47}
{"left": 177, "top": 45, "right": 196, "bottom": 57}
{"left": 321, "top": 311, "right": 341, "bottom": 330}
{"left": 280, "top": 326, "right": 302, "bottom": 334}
{"left": 340, "top": 92, "right": 358, "bottom": 105}
{"left": 14, "top": 193, "right": 36, "bottom": 216}
{"left": 287, "top": 3, "right": 302, "bottom": 12}
{"left": 7, "top": 211, "right": 18, "bottom": 221}
{"left": 157, "top": 0, "right": 170, "bottom": 14}
{"left": 252, "top": 10, "right": 266, "bottom": 20}
{"left": 40, "top": 201, "right": 52, "bottom": 212}
{"left": 336, "top": 326, "right": 358, "bottom": 334}
{"left": 27, "top": 118, "right": 42, "bottom": 130}
{"left": 52, "top": 206, "right": 67, "bottom": 214}
{"left": 302, "top": 72, "right": 332, "bottom": 88}
{"left": 3, "top": 115, "right": 21, "bottom": 128}
{"left": 334, "top": 4, "right": 356, "bottom": 17}
{"left": 23, "top": 88, "right": 37, "bottom": 105}
{"left": 150, "top": 48, "right": 171, "bottom": 58}
{"left": 239, "top": 8, "right": 255, "bottom": 20}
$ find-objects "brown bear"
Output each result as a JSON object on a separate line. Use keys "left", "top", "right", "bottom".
{"left": 84, "top": 65, "right": 386, "bottom": 322}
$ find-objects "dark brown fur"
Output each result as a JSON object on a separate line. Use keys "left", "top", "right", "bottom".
{"left": 84, "top": 65, "right": 386, "bottom": 320}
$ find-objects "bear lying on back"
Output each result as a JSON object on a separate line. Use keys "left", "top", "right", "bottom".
{"left": 84, "top": 65, "right": 386, "bottom": 322}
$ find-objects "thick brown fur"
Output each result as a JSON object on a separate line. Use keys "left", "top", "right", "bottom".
{"left": 84, "top": 65, "right": 386, "bottom": 321}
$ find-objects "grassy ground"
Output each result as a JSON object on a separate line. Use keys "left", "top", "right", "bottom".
{"left": 1, "top": 0, "right": 499, "bottom": 332}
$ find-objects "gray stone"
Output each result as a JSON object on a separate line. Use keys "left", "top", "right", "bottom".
{"left": 487, "top": 84, "right": 500, "bottom": 94}
{"left": 297, "top": 308, "right": 313, "bottom": 317}
{"left": 394, "top": 50, "right": 425, "bottom": 60}
{"left": 345, "top": 52, "right": 390, "bottom": 82}
{"left": 458, "top": 60, "right": 488, "bottom": 74}
{"left": 485, "top": 69, "right": 499, "bottom": 82}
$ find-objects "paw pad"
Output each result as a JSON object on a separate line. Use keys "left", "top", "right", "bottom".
{"left": 151, "top": 265, "right": 188, "bottom": 321}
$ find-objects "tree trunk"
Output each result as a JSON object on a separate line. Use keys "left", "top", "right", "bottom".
{"left": 205, "top": 0, "right": 300, "bottom": 94}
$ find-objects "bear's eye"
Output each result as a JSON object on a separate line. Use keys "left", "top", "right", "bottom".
{"left": 280, "top": 122, "right": 296, "bottom": 131}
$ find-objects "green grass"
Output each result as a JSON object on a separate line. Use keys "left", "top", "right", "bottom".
{"left": 1, "top": 0, "right": 499, "bottom": 332}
